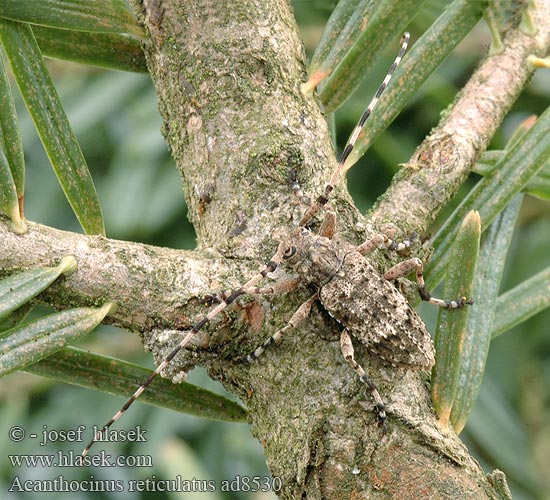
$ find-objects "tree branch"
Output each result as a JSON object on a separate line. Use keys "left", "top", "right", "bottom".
{"left": 0, "top": 217, "right": 233, "bottom": 337}
{"left": 369, "top": 1, "right": 550, "bottom": 233}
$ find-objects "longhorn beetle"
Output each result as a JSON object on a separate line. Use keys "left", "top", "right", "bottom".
{"left": 82, "top": 32, "right": 472, "bottom": 458}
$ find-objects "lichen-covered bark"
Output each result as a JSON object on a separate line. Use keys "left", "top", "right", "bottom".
{"left": 2, "top": 0, "right": 550, "bottom": 498}
{"left": 134, "top": 0, "right": 347, "bottom": 258}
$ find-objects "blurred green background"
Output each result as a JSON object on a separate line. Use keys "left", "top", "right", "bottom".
{"left": 1, "top": 1, "right": 549, "bottom": 499}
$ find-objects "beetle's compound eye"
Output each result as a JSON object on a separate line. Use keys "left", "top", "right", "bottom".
{"left": 282, "top": 245, "right": 296, "bottom": 259}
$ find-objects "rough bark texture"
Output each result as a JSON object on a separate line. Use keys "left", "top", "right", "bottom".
{"left": 2, "top": 0, "right": 550, "bottom": 498}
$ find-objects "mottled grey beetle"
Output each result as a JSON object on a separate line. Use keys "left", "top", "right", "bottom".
{"left": 83, "top": 33, "right": 471, "bottom": 456}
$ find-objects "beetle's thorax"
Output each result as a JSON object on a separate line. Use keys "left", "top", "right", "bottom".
{"left": 280, "top": 228, "right": 346, "bottom": 286}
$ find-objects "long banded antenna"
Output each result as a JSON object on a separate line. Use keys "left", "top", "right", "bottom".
{"left": 300, "top": 32, "right": 410, "bottom": 227}
{"left": 81, "top": 31, "right": 411, "bottom": 460}
{"left": 81, "top": 245, "right": 287, "bottom": 458}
